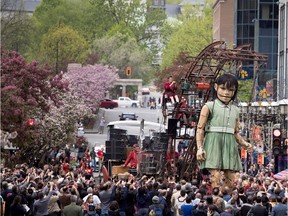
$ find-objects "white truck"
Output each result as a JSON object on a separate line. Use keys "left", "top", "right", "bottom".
{"left": 113, "top": 97, "right": 140, "bottom": 108}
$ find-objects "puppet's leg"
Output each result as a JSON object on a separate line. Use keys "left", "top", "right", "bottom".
{"left": 223, "top": 170, "right": 236, "bottom": 189}
{"left": 170, "top": 96, "right": 175, "bottom": 104}
{"left": 210, "top": 169, "right": 222, "bottom": 187}
{"left": 175, "top": 95, "right": 179, "bottom": 103}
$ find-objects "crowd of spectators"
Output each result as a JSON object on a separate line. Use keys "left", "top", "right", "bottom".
{"left": 1, "top": 148, "right": 287, "bottom": 216}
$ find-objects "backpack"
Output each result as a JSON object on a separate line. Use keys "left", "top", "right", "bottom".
{"left": 151, "top": 206, "right": 163, "bottom": 216}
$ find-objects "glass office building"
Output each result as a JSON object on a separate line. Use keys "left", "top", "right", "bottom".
{"left": 235, "top": 0, "right": 279, "bottom": 100}
{"left": 277, "top": 1, "right": 288, "bottom": 100}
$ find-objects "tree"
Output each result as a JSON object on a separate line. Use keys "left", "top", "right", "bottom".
{"left": 155, "top": 52, "right": 192, "bottom": 92}
{"left": 238, "top": 79, "right": 254, "bottom": 102}
{"left": 92, "top": 32, "right": 154, "bottom": 83}
{"left": 33, "top": 91, "right": 94, "bottom": 165}
{"left": 0, "top": 49, "right": 69, "bottom": 164}
{"left": 90, "top": 0, "right": 167, "bottom": 52}
{"left": 160, "top": 0, "right": 213, "bottom": 69}
{"left": 39, "top": 25, "right": 89, "bottom": 73}
{"left": 32, "top": 0, "right": 113, "bottom": 42}
{"left": 63, "top": 64, "right": 118, "bottom": 108}
{"left": 1, "top": 0, "right": 35, "bottom": 55}
{"left": 27, "top": 0, "right": 167, "bottom": 69}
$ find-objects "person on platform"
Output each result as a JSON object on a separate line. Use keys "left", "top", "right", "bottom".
{"left": 196, "top": 73, "right": 252, "bottom": 189}
{"left": 96, "top": 147, "right": 105, "bottom": 175}
{"left": 162, "top": 76, "right": 179, "bottom": 107}
{"left": 124, "top": 144, "right": 139, "bottom": 169}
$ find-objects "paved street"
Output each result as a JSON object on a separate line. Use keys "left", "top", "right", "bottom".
{"left": 84, "top": 106, "right": 165, "bottom": 150}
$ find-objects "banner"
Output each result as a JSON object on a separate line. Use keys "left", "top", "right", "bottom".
{"left": 257, "top": 154, "right": 264, "bottom": 165}
{"left": 241, "top": 149, "right": 247, "bottom": 159}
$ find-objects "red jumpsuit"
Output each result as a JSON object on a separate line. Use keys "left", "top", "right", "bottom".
{"left": 163, "top": 81, "right": 177, "bottom": 104}
{"left": 124, "top": 150, "right": 138, "bottom": 168}
{"left": 96, "top": 150, "right": 104, "bottom": 161}
{"left": 166, "top": 150, "right": 180, "bottom": 161}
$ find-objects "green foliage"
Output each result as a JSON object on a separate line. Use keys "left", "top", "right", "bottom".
{"left": 1, "top": 2, "right": 35, "bottom": 56}
{"left": 238, "top": 80, "right": 254, "bottom": 102}
{"left": 166, "top": 0, "right": 183, "bottom": 3}
{"left": 107, "top": 22, "right": 136, "bottom": 39}
{"left": 89, "top": 0, "right": 167, "bottom": 53}
{"left": 161, "top": 0, "right": 213, "bottom": 69}
{"left": 40, "top": 25, "right": 89, "bottom": 73}
{"left": 27, "top": 0, "right": 167, "bottom": 68}
{"left": 29, "top": 0, "right": 113, "bottom": 60}
{"left": 92, "top": 32, "right": 154, "bottom": 83}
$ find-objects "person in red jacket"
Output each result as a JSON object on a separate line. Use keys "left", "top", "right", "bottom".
{"left": 162, "top": 76, "right": 179, "bottom": 106}
{"left": 124, "top": 144, "right": 139, "bottom": 169}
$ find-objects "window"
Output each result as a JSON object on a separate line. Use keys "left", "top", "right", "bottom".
{"left": 237, "top": 11, "right": 243, "bottom": 23}
{"left": 237, "top": 25, "right": 243, "bottom": 38}
{"left": 259, "top": 37, "right": 273, "bottom": 53}
{"left": 249, "top": 25, "right": 254, "bottom": 37}
{"left": 260, "top": 3, "right": 273, "bottom": 20}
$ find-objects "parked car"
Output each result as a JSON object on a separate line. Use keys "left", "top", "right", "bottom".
{"left": 119, "top": 112, "right": 138, "bottom": 121}
{"left": 100, "top": 99, "right": 118, "bottom": 109}
{"left": 113, "top": 97, "right": 140, "bottom": 108}
{"left": 141, "top": 87, "right": 150, "bottom": 95}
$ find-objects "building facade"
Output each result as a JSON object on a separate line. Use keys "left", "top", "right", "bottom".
{"left": 213, "top": 0, "right": 235, "bottom": 46}
{"left": 213, "top": 0, "right": 281, "bottom": 101}
{"left": 277, "top": 1, "right": 288, "bottom": 100}
{"left": 236, "top": 0, "right": 279, "bottom": 101}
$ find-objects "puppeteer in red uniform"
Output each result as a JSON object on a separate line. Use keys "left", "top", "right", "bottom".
{"left": 166, "top": 149, "right": 180, "bottom": 161}
{"left": 163, "top": 76, "right": 179, "bottom": 105}
{"left": 124, "top": 144, "right": 139, "bottom": 169}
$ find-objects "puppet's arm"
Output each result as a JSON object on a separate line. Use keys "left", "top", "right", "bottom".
{"left": 196, "top": 105, "right": 209, "bottom": 161}
{"left": 235, "top": 119, "right": 252, "bottom": 151}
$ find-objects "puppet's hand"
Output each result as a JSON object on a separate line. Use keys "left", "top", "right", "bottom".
{"left": 196, "top": 147, "right": 206, "bottom": 161}
{"left": 244, "top": 143, "right": 253, "bottom": 152}
{"left": 242, "top": 142, "right": 252, "bottom": 152}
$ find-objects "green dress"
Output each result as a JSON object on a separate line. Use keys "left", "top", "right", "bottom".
{"left": 200, "top": 99, "right": 243, "bottom": 171}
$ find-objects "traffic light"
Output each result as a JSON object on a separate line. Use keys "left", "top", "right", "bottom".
{"left": 272, "top": 128, "right": 281, "bottom": 155}
{"left": 27, "top": 118, "right": 35, "bottom": 126}
{"left": 125, "top": 67, "right": 131, "bottom": 76}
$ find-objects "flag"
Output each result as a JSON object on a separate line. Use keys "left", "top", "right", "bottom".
{"left": 238, "top": 67, "right": 252, "bottom": 80}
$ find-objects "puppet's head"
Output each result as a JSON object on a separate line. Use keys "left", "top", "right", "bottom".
{"left": 213, "top": 73, "right": 238, "bottom": 104}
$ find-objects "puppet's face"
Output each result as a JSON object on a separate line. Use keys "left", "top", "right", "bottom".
{"left": 214, "top": 83, "right": 236, "bottom": 104}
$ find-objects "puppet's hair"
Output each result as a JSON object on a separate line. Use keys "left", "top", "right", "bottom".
{"left": 212, "top": 73, "right": 238, "bottom": 101}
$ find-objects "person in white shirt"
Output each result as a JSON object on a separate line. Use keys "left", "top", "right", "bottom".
{"left": 174, "top": 190, "right": 187, "bottom": 216}
{"left": 82, "top": 187, "right": 101, "bottom": 209}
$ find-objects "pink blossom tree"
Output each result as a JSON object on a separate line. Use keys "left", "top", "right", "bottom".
{"left": 64, "top": 64, "right": 118, "bottom": 108}
{"left": 34, "top": 92, "right": 95, "bottom": 164}
{"left": 1, "top": 49, "right": 69, "bottom": 165}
